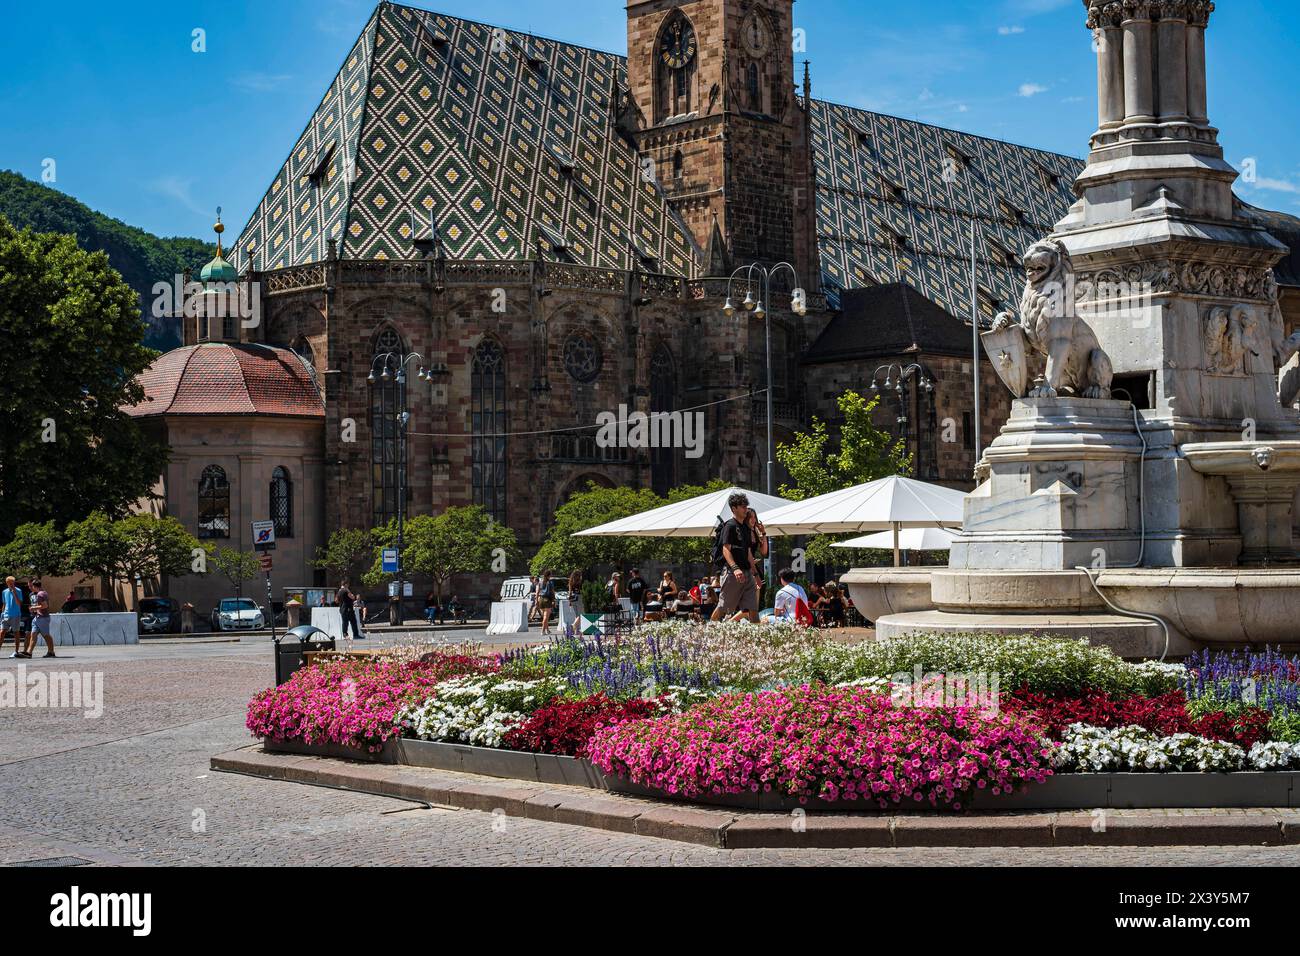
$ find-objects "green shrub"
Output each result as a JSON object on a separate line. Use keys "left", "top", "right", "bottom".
{"left": 789, "top": 632, "right": 1180, "bottom": 698}
{"left": 1268, "top": 709, "right": 1300, "bottom": 743}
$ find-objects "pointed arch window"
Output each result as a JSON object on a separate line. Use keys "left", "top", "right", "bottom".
{"left": 371, "top": 327, "right": 406, "bottom": 528}
{"left": 650, "top": 345, "right": 676, "bottom": 496}
{"left": 270, "top": 466, "right": 293, "bottom": 538}
{"left": 472, "top": 340, "right": 508, "bottom": 524}
{"left": 198, "top": 465, "right": 230, "bottom": 539}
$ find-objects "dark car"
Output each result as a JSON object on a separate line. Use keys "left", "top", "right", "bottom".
{"left": 60, "top": 597, "right": 116, "bottom": 614}
{"left": 138, "top": 597, "right": 182, "bottom": 634}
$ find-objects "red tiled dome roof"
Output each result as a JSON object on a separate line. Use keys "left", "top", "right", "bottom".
{"left": 127, "top": 343, "right": 325, "bottom": 418}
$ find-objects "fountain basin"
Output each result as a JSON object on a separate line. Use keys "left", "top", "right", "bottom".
{"left": 839, "top": 567, "right": 936, "bottom": 624}
{"left": 1181, "top": 441, "right": 1300, "bottom": 565}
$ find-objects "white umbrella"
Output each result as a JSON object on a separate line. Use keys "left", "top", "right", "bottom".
{"left": 572, "top": 486, "right": 792, "bottom": 538}
{"left": 761, "top": 475, "right": 966, "bottom": 567}
{"left": 831, "top": 526, "right": 958, "bottom": 551}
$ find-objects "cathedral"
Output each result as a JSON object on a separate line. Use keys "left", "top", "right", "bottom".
{"left": 126, "top": 0, "right": 1300, "bottom": 611}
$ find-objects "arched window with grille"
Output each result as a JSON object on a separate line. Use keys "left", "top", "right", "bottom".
{"left": 270, "top": 466, "right": 293, "bottom": 538}
{"left": 198, "top": 465, "right": 230, "bottom": 539}
{"left": 650, "top": 344, "right": 676, "bottom": 496}
{"left": 371, "top": 327, "right": 406, "bottom": 528}
{"left": 471, "top": 339, "right": 507, "bottom": 523}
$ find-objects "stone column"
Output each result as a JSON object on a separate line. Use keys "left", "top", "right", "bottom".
{"left": 1089, "top": 3, "right": 1127, "bottom": 130}
{"left": 1155, "top": 1, "right": 1189, "bottom": 123}
{"left": 1185, "top": 0, "right": 1213, "bottom": 125}
{"left": 1121, "top": 0, "right": 1156, "bottom": 125}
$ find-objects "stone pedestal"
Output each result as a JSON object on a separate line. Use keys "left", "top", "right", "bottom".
{"left": 951, "top": 397, "right": 1145, "bottom": 571}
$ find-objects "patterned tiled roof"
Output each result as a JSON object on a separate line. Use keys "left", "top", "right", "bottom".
{"left": 127, "top": 344, "right": 325, "bottom": 418}
{"left": 808, "top": 99, "right": 1085, "bottom": 316}
{"left": 233, "top": 2, "right": 699, "bottom": 276}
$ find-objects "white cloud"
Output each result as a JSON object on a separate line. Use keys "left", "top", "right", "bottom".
{"left": 231, "top": 72, "right": 293, "bottom": 93}
{"left": 999, "top": 25, "right": 1026, "bottom": 35}
{"left": 150, "top": 176, "right": 209, "bottom": 218}
{"left": 1256, "top": 176, "right": 1300, "bottom": 195}
{"left": 1018, "top": 83, "right": 1049, "bottom": 97}
{"left": 918, "top": 88, "right": 935, "bottom": 102}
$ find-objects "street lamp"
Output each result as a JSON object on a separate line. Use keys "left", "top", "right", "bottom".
{"left": 369, "top": 349, "right": 426, "bottom": 626}
{"left": 870, "top": 363, "right": 935, "bottom": 472}
{"left": 722, "top": 262, "right": 808, "bottom": 583}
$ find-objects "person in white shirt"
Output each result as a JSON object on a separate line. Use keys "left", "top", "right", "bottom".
{"left": 773, "top": 568, "right": 809, "bottom": 622}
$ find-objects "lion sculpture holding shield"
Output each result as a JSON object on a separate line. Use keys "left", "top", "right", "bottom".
{"left": 991, "top": 239, "right": 1113, "bottom": 400}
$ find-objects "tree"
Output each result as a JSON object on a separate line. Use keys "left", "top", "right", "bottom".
{"left": 65, "top": 512, "right": 199, "bottom": 608}
{"left": 312, "top": 528, "right": 373, "bottom": 586}
{"left": 0, "top": 521, "right": 70, "bottom": 578}
{"left": 777, "top": 389, "right": 913, "bottom": 566}
{"left": 530, "top": 484, "right": 664, "bottom": 575}
{"left": 367, "top": 506, "right": 519, "bottom": 600}
{"left": 0, "top": 214, "right": 169, "bottom": 539}
{"left": 206, "top": 546, "right": 261, "bottom": 599}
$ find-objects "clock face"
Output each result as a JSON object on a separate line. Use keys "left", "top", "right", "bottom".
{"left": 742, "top": 11, "right": 772, "bottom": 58}
{"left": 659, "top": 19, "right": 697, "bottom": 69}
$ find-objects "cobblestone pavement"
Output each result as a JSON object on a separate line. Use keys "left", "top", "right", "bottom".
{"left": 3, "top": 647, "right": 1300, "bottom": 865}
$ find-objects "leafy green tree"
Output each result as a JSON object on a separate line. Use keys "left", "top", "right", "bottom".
{"left": 0, "top": 521, "right": 70, "bottom": 578}
{"left": 0, "top": 214, "right": 169, "bottom": 539}
{"left": 367, "top": 506, "right": 518, "bottom": 600}
{"left": 65, "top": 512, "right": 198, "bottom": 608}
{"left": 206, "top": 546, "right": 262, "bottom": 599}
{"left": 777, "top": 389, "right": 913, "bottom": 566}
{"left": 530, "top": 483, "right": 664, "bottom": 575}
{"left": 312, "top": 528, "right": 373, "bottom": 585}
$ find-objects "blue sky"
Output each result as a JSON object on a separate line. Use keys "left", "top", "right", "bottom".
{"left": 0, "top": 0, "right": 1296, "bottom": 240}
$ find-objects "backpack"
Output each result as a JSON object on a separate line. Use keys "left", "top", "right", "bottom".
{"left": 710, "top": 518, "right": 727, "bottom": 567}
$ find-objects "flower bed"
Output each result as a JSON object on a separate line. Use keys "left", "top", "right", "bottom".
{"left": 585, "top": 684, "right": 1053, "bottom": 808}
{"left": 247, "top": 653, "right": 492, "bottom": 752}
{"left": 247, "top": 629, "right": 1300, "bottom": 810}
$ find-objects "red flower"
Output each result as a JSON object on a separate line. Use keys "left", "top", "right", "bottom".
{"left": 502, "top": 694, "right": 665, "bottom": 757}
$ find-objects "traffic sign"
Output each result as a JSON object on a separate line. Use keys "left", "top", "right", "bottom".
{"left": 252, "top": 520, "right": 276, "bottom": 552}
{"left": 381, "top": 548, "right": 399, "bottom": 574}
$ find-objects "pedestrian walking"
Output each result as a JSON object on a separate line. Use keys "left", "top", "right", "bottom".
{"left": 625, "top": 568, "right": 647, "bottom": 620}
{"left": 24, "top": 578, "right": 55, "bottom": 658}
{"left": 537, "top": 569, "right": 557, "bottom": 635}
{"left": 2, "top": 576, "right": 26, "bottom": 658}
{"left": 337, "top": 580, "right": 362, "bottom": 641}
{"left": 711, "top": 492, "right": 759, "bottom": 622}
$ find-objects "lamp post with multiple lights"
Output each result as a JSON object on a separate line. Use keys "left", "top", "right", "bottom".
{"left": 722, "top": 263, "right": 808, "bottom": 585}
{"left": 367, "top": 350, "right": 431, "bottom": 626}
{"left": 870, "top": 362, "right": 935, "bottom": 475}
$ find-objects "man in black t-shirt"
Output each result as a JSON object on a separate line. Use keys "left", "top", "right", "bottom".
{"left": 337, "top": 581, "right": 362, "bottom": 640}
{"left": 625, "top": 569, "right": 647, "bottom": 619}
{"left": 712, "top": 492, "right": 758, "bottom": 621}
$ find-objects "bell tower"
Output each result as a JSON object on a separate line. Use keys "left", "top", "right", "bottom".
{"left": 626, "top": 0, "right": 808, "bottom": 276}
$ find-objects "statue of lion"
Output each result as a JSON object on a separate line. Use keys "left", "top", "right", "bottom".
{"left": 992, "top": 238, "right": 1113, "bottom": 400}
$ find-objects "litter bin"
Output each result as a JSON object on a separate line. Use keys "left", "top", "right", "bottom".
{"left": 275, "top": 624, "right": 335, "bottom": 685}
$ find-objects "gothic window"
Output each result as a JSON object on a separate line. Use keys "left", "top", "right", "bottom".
{"left": 563, "top": 331, "right": 602, "bottom": 383}
{"left": 198, "top": 465, "right": 230, "bottom": 539}
{"left": 655, "top": 12, "right": 697, "bottom": 123}
{"left": 747, "top": 62, "right": 761, "bottom": 111}
{"left": 672, "top": 149, "right": 684, "bottom": 180}
{"left": 270, "top": 466, "right": 293, "bottom": 538}
{"left": 650, "top": 345, "right": 676, "bottom": 496}
{"left": 472, "top": 339, "right": 507, "bottom": 524}
{"left": 370, "top": 327, "right": 406, "bottom": 528}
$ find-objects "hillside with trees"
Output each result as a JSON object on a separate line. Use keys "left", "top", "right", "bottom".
{"left": 0, "top": 170, "right": 214, "bottom": 350}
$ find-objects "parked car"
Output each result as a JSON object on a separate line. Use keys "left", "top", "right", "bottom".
{"left": 210, "top": 598, "right": 266, "bottom": 632}
{"left": 138, "top": 597, "right": 182, "bottom": 635}
{"left": 60, "top": 598, "right": 116, "bottom": 614}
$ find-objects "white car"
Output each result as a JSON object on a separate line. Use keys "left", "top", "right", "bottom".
{"left": 210, "top": 598, "right": 266, "bottom": 632}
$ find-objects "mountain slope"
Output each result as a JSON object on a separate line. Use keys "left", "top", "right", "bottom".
{"left": 0, "top": 170, "right": 215, "bottom": 350}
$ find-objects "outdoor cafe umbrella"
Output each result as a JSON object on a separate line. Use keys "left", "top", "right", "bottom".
{"left": 830, "top": 526, "right": 959, "bottom": 552}
{"left": 759, "top": 474, "right": 966, "bottom": 567}
{"left": 572, "top": 486, "right": 792, "bottom": 538}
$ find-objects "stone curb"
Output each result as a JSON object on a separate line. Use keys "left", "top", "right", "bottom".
{"left": 211, "top": 746, "right": 1300, "bottom": 849}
